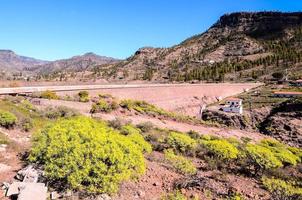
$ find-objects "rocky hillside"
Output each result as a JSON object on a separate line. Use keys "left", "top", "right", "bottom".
{"left": 259, "top": 98, "right": 302, "bottom": 148}
{"left": 96, "top": 12, "right": 302, "bottom": 82}
{"left": 0, "top": 50, "right": 47, "bottom": 74}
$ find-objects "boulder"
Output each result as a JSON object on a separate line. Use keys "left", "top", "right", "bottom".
{"left": 16, "top": 165, "right": 42, "bottom": 183}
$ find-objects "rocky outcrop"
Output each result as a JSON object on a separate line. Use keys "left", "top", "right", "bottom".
{"left": 202, "top": 110, "right": 252, "bottom": 130}
{"left": 259, "top": 98, "right": 302, "bottom": 147}
{"left": 260, "top": 112, "right": 302, "bottom": 148}
{"left": 202, "top": 99, "right": 302, "bottom": 147}
{"left": 215, "top": 12, "right": 302, "bottom": 38}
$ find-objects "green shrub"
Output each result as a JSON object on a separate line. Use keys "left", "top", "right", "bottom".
{"left": 137, "top": 121, "right": 154, "bottom": 133}
{"left": 287, "top": 147, "right": 302, "bottom": 162}
{"left": 199, "top": 134, "right": 216, "bottom": 141}
{"left": 0, "top": 132, "right": 9, "bottom": 145}
{"left": 120, "top": 124, "right": 141, "bottom": 135}
{"left": 20, "top": 118, "right": 34, "bottom": 132}
{"left": 245, "top": 144, "right": 283, "bottom": 173}
{"left": 228, "top": 193, "right": 245, "bottom": 200}
{"left": 187, "top": 130, "right": 200, "bottom": 140}
{"left": 29, "top": 117, "right": 147, "bottom": 194}
{"left": 201, "top": 139, "right": 239, "bottom": 160}
{"left": 63, "top": 94, "right": 73, "bottom": 101}
{"left": 78, "top": 91, "right": 89, "bottom": 102}
{"left": 21, "top": 100, "right": 36, "bottom": 111}
{"left": 44, "top": 106, "right": 78, "bottom": 119}
{"left": 91, "top": 99, "right": 117, "bottom": 113}
{"left": 99, "top": 93, "right": 113, "bottom": 99}
{"left": 262, "top": 177, "right": 302, "bottom": 199}
{"left": 161, "top": 190, "right": 187, "bottom": 200}
{"left": 40, "top": 90, "right": 58, "bottom": 100}
{"left": 166, "top": 132, "right": 197, "bottom": 154}
{"left": 119, "top": 99, "right": 134, "bottom": 110}
{"left": 120, "top": 125, "right": 152, "bottom": 153}
{"left": 127, "top": 131, "right": 152, "bottom": 153}
{"left": 0, "top": 111, "right": 17, "bottom": 128}
{"left": 259, "top": 139, "right": 300, "bottom": 166}
{"left": 164, "top": 149, "right": 197, "bottom": 175}
{"left": 226, "top": 137, "right": 241, "bottom": 147}
{"left": 107, "top": 117, "right": 124, "bottom": 129}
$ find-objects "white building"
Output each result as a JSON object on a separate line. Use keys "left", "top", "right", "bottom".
{"left": 220, "top": 98, "right": 243, "bottom": 114}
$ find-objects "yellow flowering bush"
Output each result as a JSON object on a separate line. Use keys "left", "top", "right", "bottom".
{"left": 29, "top": 117, "right": 148, "bottom": 194}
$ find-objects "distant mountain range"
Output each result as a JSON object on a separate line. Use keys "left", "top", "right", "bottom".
{"left": 0, "top": 50, "right": 48, "bottom": 73}
{"left": 2, "top": 11, "right": 302, "bottom": 82}
{"left": 0, "top": 50, "right": 119, "bottom": 77}
{"left": 28, "top": 52, "right": 120, "bottom": 76}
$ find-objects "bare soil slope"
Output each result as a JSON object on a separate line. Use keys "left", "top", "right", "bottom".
{"left": 55, "top": 83, "right": 260, "bottom": 116}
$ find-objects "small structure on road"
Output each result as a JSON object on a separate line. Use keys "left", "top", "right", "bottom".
{"left": 273, "top": 91, "right": 302, "bottom": 98}
{"left": 220, "top": 97, "right": 243, "bottom": 114}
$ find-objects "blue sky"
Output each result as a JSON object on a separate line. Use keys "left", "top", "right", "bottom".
{"left": 0, "top": 0, "right": 302, "bottom": 61}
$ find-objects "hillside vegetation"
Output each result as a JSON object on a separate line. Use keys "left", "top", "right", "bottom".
{"left": 91, "top": 12, "right": 302, "bottom": 83}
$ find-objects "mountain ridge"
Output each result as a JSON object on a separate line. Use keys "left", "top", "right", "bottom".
{"left": 0, "top": 50, "right": 120, "bottom": 78}
{"left": 95, "top": 11, "right": 302, "bottom": 82}
{"left": 0, "top": 50, "right": 48, "bottom": 73}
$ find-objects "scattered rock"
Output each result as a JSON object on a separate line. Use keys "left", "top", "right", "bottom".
{"left": 50, "top": 191, "right": 62, "bottom": 199}
{"left": 6, "top": 182, "right": 47, "bottom": 200}
{"left": 1, "top": 182, "right": 10, "bottom": 190}
{"left": 153, "top": 182, "right": 160, "bottom": 186}
{"left": 137, "top": 190, "right": 145, "bottom": 197}
{"left": 16, "top": 165, "right": 41, "bottom": 183}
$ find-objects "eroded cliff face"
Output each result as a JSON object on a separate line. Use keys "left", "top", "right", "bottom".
{"left": 214, "top": 12, "right": 302, "bottom": 38}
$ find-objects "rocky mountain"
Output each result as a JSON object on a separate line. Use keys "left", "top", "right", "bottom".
{"left": 0, "top": 50, "right": 119, "bottom": 78}
{"left": 0, "top": 50, "right": 48, "bottom": 73}
{"left": 30, "top": 52, "right": 119, "bottom": 75}
{"left": 97, "top": 12, "right": 302, "bottom": 82}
